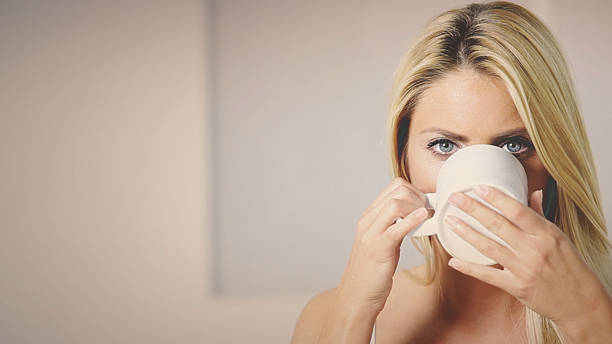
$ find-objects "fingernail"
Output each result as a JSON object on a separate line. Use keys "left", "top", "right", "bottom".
{"left": 473, "top": 185, "right": 489, "bottom": 197}
{"left": 448, "top": 192, "right": 466, "bottom": 206}
{"left": 414, "top": 207, "right": 427, "bottom": 218}
{"left": 444, "top": 215, "right": 459, "bottom": 227}
{"left": 448, "top": 258, "right": 462, "bottom": 268}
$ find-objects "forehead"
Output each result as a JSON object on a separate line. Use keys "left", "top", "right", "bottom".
{"left": 411, "top": 68, "right": 524, "bottom": 137}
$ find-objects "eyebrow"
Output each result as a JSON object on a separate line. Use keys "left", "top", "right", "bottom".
{"left": 419, "top": 126, "right": 530, "bottom": 143}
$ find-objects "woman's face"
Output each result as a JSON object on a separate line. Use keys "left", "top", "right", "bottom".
{"left": 407, "top": 67, "right": 550, "bottom": 196}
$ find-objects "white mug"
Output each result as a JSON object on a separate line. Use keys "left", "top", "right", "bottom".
{"left": 396, "top": 144, "right": 528, "bottom": 265}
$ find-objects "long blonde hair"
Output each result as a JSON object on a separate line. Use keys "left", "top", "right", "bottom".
{"left": 386, "top": 1, "right": 612, "bottom": 343}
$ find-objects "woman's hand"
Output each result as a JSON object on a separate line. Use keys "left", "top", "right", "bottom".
{"left": 443, "top": 185, "right": 612, "bottom": 342}
{"left": 336, "top": 177, "right": 433, "bottom": 315}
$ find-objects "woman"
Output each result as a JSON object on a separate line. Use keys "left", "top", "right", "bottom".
{"left": 291, "top": 1, "right": 612, "bottom": 343}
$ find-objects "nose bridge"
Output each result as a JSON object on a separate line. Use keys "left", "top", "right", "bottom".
{"left": 465, "top": 140, "right": 493, "bottom": 147}
{"left": 467, "top": 130, "right": 494, "bottom": 146}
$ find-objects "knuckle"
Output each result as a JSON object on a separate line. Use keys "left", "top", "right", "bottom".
{"left": 547, "top": 225, "right": 564, "bottom": 242}
{"left": 534, "top": 236, "right": 556, "bottom": 262}
{"left": 550, "top": 231, "right": 563, "bottom": 251}
{"left": 515, "top": 281, "right": 530, "bottom": 298}
{"left": 556, "top": 232, "right": 572, "bottom": 254}
{"left": 482, "top": 241, "right": 498, "bottom": 256}
{"left": 395, "top": 183, "right": 410, "bottom": 191}
{"left": 488, "top": 215, "right": 505, "bottom": 231}
{"left": 400, "top": 186, "right": 427, "bottom": 205}
{"left": 394, "top": 185, "right": 413, "bottom": 199}
{"left": 387, "top": 198, "right": 403, "bottom": 215}
{"left": 408, "top": 187, "right": 426, "bottom": 203}
{"left": 510, "top": 205, "right": 527, "bottom": 220}
{"left": 392, "top": 177, "right": 407, "bottom": 188}
{"left": 532, "top": 252, "right": 546, "bottom": 267}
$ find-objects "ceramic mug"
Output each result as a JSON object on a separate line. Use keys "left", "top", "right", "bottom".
{"left": 395, "top": 144, "right": 529, "bottom": 265}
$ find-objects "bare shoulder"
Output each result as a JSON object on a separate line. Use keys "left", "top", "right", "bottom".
{"left": 291, "top": 265, "right": 440, "bottom": 343}
{"left": 375, "top": 264, "right": 441, "bottom": 343}
{"left": 291, "top": 287, "right": 337, "bottom": 343}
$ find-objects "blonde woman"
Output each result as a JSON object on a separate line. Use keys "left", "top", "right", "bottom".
{"left": 291, "top": 1, "right": 612, "bottom": 343}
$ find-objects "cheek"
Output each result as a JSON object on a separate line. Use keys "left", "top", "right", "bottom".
{"left": 407, "top": 147, "right": 441, "bottom": 193}
{"left": 521, "top": 156, "right": 550, "bottom": 194}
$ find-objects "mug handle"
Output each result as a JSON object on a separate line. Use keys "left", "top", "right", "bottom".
{"left": 411, "top": 193, "right": 437, "bottom": 237}
{"left": 394, "top": 193, "right": 438, "bottom": 237}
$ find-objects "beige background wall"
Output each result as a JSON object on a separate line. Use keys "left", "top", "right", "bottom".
{"left": 1, "top": 1, "right": 610, "bottom": 343}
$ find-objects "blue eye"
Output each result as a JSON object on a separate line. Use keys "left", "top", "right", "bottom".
{"left": 503, "top": 141, "right": 523, "bottom": 153}
{"left": 427, "top": 139, "right": 457, "bottom": 155}
{"left": 426, "top": 136, "right": 534, "bottom": 158}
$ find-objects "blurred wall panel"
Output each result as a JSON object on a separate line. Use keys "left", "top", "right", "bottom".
{"left": 211, "top": 0, "right": 605, "bottom": 297}
{"left": 0, "top": 0, "right": 211, "bottom": 342}
{"left": 0, "top": 0, "right": 609, "bottom": 343}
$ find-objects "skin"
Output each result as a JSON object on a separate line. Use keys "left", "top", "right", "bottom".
{"left": 405, "top": 66, "right": 549, "bottom": 336}
{"left": 292, "top": 66, "right": 612, "bottom": 343}
{"left": 388, "top": 66, "right": 612, "bottom": 343}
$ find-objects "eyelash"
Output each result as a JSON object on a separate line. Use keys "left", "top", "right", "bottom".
{"left": 426, "top": 136, "right": 535, "bottom": 158}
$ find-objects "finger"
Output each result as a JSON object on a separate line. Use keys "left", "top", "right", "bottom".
{"left": 528, "top": 189, "right": 544, "bottom": 217}
{"left": 363, "top": 177, "right": 410, "bottom": 215}
{"left": 364, "top": 177, "right": 428, "bottom": 216}
{"left": 448, "top": 257, "right": 515, "bottom": 293}
{"left": 369, "top": 196, "right": 424, "bottom": 236}
{"left": 383, "top": 207, "right": 431, "bottom": 245}
{"left": 362, "top": 183, "right": 424, "bottom": 229}
{"left": 469, "top": 185, "right": 546, "bottom": 235}
{"left": 444, "top": 215, "right": 524, "bottom": 273}
{"left": 447, "top": 189, "right": 523, "bottom": 250}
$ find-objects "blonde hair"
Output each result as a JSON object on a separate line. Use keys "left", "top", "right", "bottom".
{"left": 386, "top": 1, "right": 612, "bottom": 343}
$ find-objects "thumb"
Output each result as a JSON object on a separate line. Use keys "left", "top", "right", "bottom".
{"left": 529, "top": 189, "right": 544, "bottom": 217}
